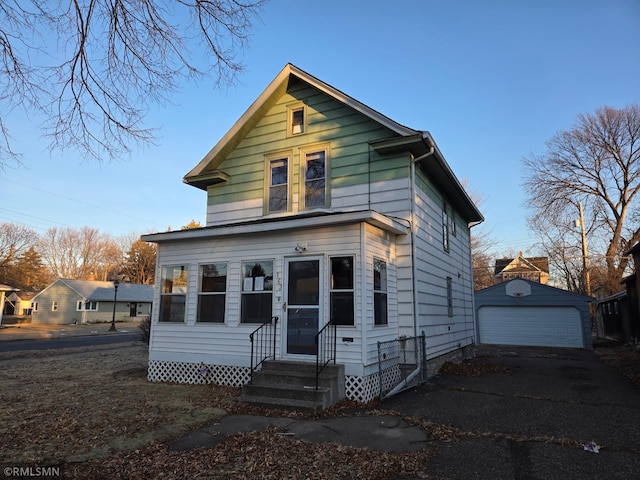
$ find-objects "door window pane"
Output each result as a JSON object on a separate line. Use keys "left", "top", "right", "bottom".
{"left": 288, "top": 260, "right": 319, "bottom": 305}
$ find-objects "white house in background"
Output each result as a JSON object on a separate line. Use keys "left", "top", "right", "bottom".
{"left": 142, "top": 64, "right": 483, "bottom": 403}
{"left": 0, "top": 284, "right": 19, "bottom": 325}
{"left": 32, "top": 279, "right": 153, "bottom": 325}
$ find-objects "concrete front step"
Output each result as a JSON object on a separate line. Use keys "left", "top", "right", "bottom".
{"left": 241, "top": 360, "right": 346, "bottom": 412}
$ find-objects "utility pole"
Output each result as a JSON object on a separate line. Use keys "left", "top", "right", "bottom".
{"left": 578, "top": 202, "right": 592, "bottom": 296}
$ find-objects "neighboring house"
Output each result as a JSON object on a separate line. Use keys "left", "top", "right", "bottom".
{"left": 0, "top": 284, "right": 19, "bottom": 326}
{"left": 475, "top": 279, "right": 593, "bottom": 349}
{"left": 494, "top": 252, "right": 549, "bottom": 284}
{"left": 141, "top": 64, "right": 483, "bottom": 403}
{"left": 3, "top": 291, "right": 37, "bottom": 316}
{"left": 32, "top": 279, "right": 153, "bottom": 325}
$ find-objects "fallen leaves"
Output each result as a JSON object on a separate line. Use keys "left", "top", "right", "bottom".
{"left": 438, "top": 361, "right": 514, "bottom": 377}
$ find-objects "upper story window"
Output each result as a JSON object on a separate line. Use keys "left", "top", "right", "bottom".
{"left": 51, "top": 301, "right": 58, "bottom": 311}
{"left": 442, "top": 202, "right": 450, "bottom": 253}
{"left": 288, "top": 104, "right": 306, "bottom": 136}
{"left": 304, "top": 150, "right": 327, "bottom": 208}
{"left": 268, "top": 157, "right": 289, "bottom": 212}
{"left": 159, "top": 265, "right": 187, "bottom": 323}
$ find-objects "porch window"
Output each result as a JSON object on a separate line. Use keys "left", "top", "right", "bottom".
{"left": 447, "top": 277, "right": 453, "bottom": 317}
{"left": 240, "top": 260, "right": 273, "bottom": 323}
{"left": 197, "top": 263, "right": 227, "bottom": 323}
{"left": 159, "top": 265, "right": 187, "bottom": 323}
{"left": 303, "top": 150, "right": 327, "bottom": 208}
{"left": 442, "top": 202, "right": 450, "bottom": 253}
{"left": 330, "top": 256, "right": 354, "bottom": 326}
{"left": 373, "top": 258, "right": 388, "bottom": 326}
{"left": 268, "top": 157, "right": 289, "bottom": 212}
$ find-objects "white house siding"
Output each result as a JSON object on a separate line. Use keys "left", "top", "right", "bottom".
{"left": 149, "top": 222, "right": 402, "bottom": 384}
{"left": 411, "top": 167, "right": 476, "bottom": 360}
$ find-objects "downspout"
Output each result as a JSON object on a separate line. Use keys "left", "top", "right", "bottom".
{"left": 410, "top": 142, "right": 435, "bottom": 339}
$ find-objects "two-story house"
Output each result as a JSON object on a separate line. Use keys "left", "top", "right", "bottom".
{"left": 142, "top": 64, "right": 483, "bottom": 405}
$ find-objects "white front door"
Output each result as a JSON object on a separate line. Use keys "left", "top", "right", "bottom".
{"left": 284, "top": 257, "right": 323, "bottom": 356}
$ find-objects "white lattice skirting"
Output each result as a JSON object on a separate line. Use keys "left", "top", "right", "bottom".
{"left": 148, "top": 360, "right": 386, "bottom": 403}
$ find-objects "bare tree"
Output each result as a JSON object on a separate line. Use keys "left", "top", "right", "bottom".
{"left": 0, "top": 0, "right": 266, "bottom": 168}
{"left": 38, "top": 226, "right": 121, "bottom": 279}
{"left": 523, "top": 104, "right": 640, "bottom": 295}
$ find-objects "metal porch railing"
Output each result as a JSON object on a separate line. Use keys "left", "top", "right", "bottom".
{"left": 249, "top": 316, "right": 278, "bottom": 384}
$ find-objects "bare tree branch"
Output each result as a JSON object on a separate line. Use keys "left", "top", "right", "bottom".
{"left": 0, "top": 0, "right": 266, "bottom": 167}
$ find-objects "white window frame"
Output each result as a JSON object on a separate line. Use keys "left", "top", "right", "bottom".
{"left": 329, "top": 255, "right": 355, "bottom": 326}
{"left": 265, "top": 152, "right": 291, "bottom": 214}
{"left": 76, "top": 300, "right": 98, "bottom": 311}
{"left": 240, "top": 259, "right": 274, "bottom": 324}
{"left": 287, "top": 103, "right": 306, "bottom": 136}
{"left": 447, "top": 277, "right": 453, "bottom": 317}
{"left": 373, "top": 258, "right": 388, "bottom": 326}
{"left": 301, "top": 145, "right": 330, "bottom": 210}
{"left": 159, "top": 265, "right": 188, "bottom": 323}
{"left": 51, "top": 301, "right": 58, "bottom": 311}
{"left": 442, "top": 202, "right": 450, "bottom": 253}
{"left": 197, "top": 262, "right": 228, "bottom": 323}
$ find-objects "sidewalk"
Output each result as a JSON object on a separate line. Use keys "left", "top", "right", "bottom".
{"left": 0, "top": 320, "right": 143, "bottom": 341}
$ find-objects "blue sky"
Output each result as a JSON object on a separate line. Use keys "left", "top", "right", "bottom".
{"left": 1, "top": 0, "right": 638, "bottom": 257}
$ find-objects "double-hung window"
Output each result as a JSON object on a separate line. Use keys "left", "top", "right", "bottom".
{"left": 159, "top": 265, "right": 187, "bottom": 323}
{"left": 304, "top": 150, "right": 327, "bottom": 208}
{"left": 240, "top": 260, "right": 273, "bottom": 323}
{"left": 268, "top": 157, "right": 289, "bottom": 213}
{"left": 330, "top": 256, "right": 354, "bottom": 326}
{"left": 197, "top": 263, "right": 227, "bottom": 323}
{"left": 373, "top": 258, "right": 388, "bottom": 326}
{"left": 51, "top": 301, "right": 58, "bottom": 311}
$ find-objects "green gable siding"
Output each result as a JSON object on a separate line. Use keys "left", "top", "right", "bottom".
{"left": 207, "top": 81, "right": 406, "bottom": 207}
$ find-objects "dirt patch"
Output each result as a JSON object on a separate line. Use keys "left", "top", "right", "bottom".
{"left": 594, "top": 341, "right": 640, "bottom": 386}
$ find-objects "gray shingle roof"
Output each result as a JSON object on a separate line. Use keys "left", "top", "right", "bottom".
{"left": 59, "top": 279, "right": 154, "bottom": 302}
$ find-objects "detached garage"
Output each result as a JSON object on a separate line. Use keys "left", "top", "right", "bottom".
{"left": 475, "top": 279, "right": 593, "bottom": 349}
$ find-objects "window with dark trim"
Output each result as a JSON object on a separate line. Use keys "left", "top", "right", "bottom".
{"left": 330, "top": 256, "right": 354, "bottom": 326}
{"left": 374, "top": 258, "right": 388, "bottom": 326}
{"left": 197, "top": 263, "right": 227, "bottom": 323}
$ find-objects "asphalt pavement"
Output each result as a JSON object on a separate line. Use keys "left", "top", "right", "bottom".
{"left": 174, "top": 345, "right": 640, "bottom": 480}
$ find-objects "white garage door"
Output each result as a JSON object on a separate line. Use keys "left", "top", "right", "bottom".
{"left": 478, "top": 306, "right": 584, "bottom": 348}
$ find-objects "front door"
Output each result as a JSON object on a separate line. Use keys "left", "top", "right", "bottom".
{"left": 285, "top": 257, "right": 322, "bottom": 356}
{"left": 129, "top": 302, "right": 137, "bottom": 317}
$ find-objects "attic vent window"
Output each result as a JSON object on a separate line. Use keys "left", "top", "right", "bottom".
{"left": 291, "top": 106, "right": 304, "bottom": 135}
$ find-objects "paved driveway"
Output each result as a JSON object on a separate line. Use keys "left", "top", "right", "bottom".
{"left": 383, "top": 345, "right": 640, "bottom": 480}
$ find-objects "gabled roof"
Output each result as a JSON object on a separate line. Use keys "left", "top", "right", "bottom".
{"left": 183, "top": 63, "right": 483, "bottom": 224}
{"left": 475, "top": 278, "right": 594, "bottom": 301}
{"left": 495, "top": 253, "right": 549, "bottom": 276}
{"left": 34, "top": 279, "right": 153, "bottom": 303}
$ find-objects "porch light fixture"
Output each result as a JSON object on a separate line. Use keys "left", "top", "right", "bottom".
{"left": 294, "top": 242, "right": 308, "bottom": 253}
{"left": 110, "top": 279, "right": 120, "bottom": 332}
